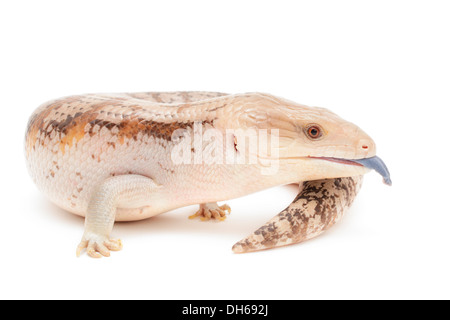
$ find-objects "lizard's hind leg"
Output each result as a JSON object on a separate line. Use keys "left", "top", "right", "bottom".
{"left": 189, "top": 202, "right": 231, "bottom": 221}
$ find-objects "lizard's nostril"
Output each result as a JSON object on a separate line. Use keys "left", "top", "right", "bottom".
{"left": 358, "top": 138, "right": 376, "bottom": 156}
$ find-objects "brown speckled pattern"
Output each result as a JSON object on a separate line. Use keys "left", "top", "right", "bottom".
{"left": 26, "top": 91, "right": 228, "bottom": 155}
{"left": 232, "top": 176, "right": 363, "bottom": 253}
{"left": 25, "top": 91, "right": 237, "bottom": 218}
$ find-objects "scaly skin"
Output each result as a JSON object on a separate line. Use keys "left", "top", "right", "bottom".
{"left": 232, "top": 176, "right": 363, "bottom": 253}
{"left": 25, "top": 91, "right": 375, "bottom": 258}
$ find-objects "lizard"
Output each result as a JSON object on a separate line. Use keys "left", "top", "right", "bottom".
{"left": 25, "top": 91, "right": 391, "bottom": 258}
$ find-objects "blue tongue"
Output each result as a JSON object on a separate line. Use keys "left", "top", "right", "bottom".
{"left": 353, "top": 156, "right": 392, "bottom": 186}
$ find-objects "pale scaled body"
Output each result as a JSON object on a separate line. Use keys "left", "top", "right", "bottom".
{"left": 25, "top": 91, "right": 377, "bottom": 257}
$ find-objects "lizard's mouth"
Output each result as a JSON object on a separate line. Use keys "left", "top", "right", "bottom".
{"left": 311, "top": 156, "right": 392, "bottom": 186}
{"left": 310, "top": 156, "right": 364, "bottom": 167}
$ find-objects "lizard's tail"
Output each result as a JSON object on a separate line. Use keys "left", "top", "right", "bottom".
{"left": 232, "top": 176, "right": 363, "bottom": 253}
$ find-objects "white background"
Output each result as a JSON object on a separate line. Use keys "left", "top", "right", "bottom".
{"left": 1, "top": 0, "right": 449, "bottom": 300}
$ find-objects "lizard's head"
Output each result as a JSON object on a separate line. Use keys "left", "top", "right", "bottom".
{"left": 229, "top": 93, "right": 391, "bottom": 184}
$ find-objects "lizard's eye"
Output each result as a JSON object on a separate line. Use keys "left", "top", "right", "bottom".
{"left": 305, "top": 124, "right": 323, "bottom": 139}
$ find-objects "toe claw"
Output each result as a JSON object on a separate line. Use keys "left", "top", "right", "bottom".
{"left": 96, "top": 243, "right": 110, "bottom": 257}
{"left": 211, "top": 209, "right": 220, "bottom": 219}
{"left": 203, "top": 210, "right": 212, "bottom": 220}
{"left": 76, "top": 241, "right": 87, "bottom": 257}
{"left": 77, "top": 235, "right": 122, "bottom": 258}
{"left": 105, "top": 239, "right": 123, "bottom": 251}
{"left": 87, "top": 245, "right": 102, "bottom": 258}
{"left": 189, "top": 209, "right": 203, "bottom": 220}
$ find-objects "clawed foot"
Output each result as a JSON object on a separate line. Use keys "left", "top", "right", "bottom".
{"left": 189, "top": 203, "right": 231, "bottom": 221}
{"left": 76, "top": 233, "right": 123, "bottom": 258}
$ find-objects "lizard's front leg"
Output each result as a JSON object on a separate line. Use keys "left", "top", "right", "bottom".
{"left": 189, "top": 202, "right": 231, "bottom": 221}
{"left": 76, "top": 175, "right": 159, "bottom": 258}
